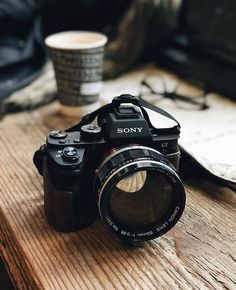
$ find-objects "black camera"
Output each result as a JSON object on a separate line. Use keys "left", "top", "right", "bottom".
{"left": 34, "top": 95, "right": 185, "bottom": 242}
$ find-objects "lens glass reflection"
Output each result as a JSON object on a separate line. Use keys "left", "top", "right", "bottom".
{"left": 110, "top": 170, "right": 173, "bottom": 227}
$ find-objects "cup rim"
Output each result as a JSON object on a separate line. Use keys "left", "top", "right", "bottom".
{"left": 45, "top": 31, "right": 107, "bottom": 50}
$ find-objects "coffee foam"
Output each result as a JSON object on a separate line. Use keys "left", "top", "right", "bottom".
{"left": 45, "top": 31, "right": 107, "bottom": 50}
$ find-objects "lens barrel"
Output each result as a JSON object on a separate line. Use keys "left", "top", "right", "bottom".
{"left": 94, "top": 146, "right": 185, "bottom": 242}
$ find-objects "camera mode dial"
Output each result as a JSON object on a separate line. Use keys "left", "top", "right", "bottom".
{"left": 50, "top": 130, "right": 67, "bottom": 139}
{"left": 81, "top": 124, "right": 102, "bottom": 141}
{"left": 62, "top": 147, "right": 79, "bottom": 162}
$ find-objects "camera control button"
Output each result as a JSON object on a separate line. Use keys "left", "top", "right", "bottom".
{"left": 62, "top": 147, "right": 80, "bottom": 162}
{"left": 71, "top": 155, "right": 79, "bottom": 161}
{"left": 88, "top": 125, "right": 95, "bottom": 130}
{"left": 74, "top": 138, "right": 80, "bottom": 143}
{"left": 63, "top": 147, "right": 77, "bottom": 156}
{"left": 81, "top": 124, "right": 102, "bottom": 141}
{"left": 59, "top": 139, "right": 66, "bottom": 144}
{"left": 50, "top": 130, "right": 67, "bottom": 139}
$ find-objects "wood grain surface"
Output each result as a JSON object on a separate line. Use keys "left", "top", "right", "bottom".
{"left": 0, "top": 102, "right": 235, "bottom": 290}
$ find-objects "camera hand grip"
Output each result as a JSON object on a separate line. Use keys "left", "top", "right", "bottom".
{"left": 43, "top": 159, "right": 95, "bottom": 232}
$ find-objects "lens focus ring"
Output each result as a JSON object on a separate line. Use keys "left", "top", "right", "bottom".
{"left": 96, "top": 146, "right": 170, "bottom": 189}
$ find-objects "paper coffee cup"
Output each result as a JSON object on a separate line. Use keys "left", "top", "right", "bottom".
{"left": 45, "top": 31, "right": 107, "bottom": 116}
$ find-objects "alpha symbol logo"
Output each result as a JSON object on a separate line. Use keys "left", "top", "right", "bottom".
{"left": 161, "top": 142, "right": 169, "bottom": 148}
{"left": 117, "top": 127, "right": 143, "bottom": 134}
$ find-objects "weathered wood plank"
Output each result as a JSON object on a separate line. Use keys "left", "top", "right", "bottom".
{"left": 0, "top": 103, "right": 235, "bottom": 290}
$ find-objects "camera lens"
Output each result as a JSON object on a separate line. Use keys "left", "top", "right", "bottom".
{"left": 95, "top": 146, "right": 185, "bottom": 242}
{"left": 110, "top": 170, "right": 173, "bottom": 227}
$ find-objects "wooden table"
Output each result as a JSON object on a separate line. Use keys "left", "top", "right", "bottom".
{"left": 0, "top": 102, "right": 235, "bottom": 290}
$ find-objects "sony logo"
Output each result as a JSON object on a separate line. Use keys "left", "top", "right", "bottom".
{"left": 117, "top": 127, "right": 143, "bottom": 134}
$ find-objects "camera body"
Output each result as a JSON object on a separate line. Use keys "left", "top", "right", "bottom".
{"left": 34, "top": 95, "right": 185, "bottom": 242}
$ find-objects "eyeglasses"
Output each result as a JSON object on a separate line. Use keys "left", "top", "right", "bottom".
{"left": 138, "top": 75, "right": 209, "bottom": 111}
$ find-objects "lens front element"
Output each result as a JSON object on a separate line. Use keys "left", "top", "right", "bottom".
{"left": 110, "top": 171, "right": 173, "bottom": 227}
{"left": 95, "top": 146, "right": 185, "bottom": 242}
{"left": 115, "top": 170, "right": 147, "bottom": 193}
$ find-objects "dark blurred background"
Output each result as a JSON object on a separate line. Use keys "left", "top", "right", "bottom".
{"left": 42, "top": 0, "right": 129, "bottom": 36}
{"left": 0, "top": 0, "right": 235, "bottom": 104}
